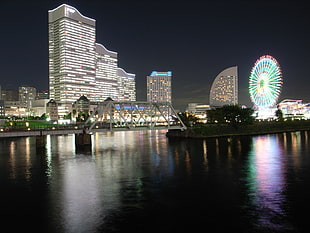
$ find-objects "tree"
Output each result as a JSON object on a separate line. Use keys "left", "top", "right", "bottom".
{"left": 177, "top": 112, "right": 199, "bottom": 127}
{"left": 275, "top": 108, "right": 284, "bottom": 121}
{"left": 63, "top": 112, "right": 71, "bottom": 120}
{"left": 40, "top": 113, "right": 47, "bottom": 120}
{"left": 207, "top": 105, "right": 254, "bottom": 127}
{"left": 77, "top": 111, "right": 89, "bottom": 122}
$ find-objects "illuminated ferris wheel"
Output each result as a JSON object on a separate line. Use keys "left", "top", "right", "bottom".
{"left": 249, "top": 55, "right": 282, "bottom": 108}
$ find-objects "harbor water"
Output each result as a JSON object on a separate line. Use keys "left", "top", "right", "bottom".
{"left": 0, "top": 130, "right": 310, "bottom": 232}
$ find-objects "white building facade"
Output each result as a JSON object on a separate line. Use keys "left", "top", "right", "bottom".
{"left": 117, "top": 68, "right": 136, "bottom": 101}
{"left": 209, "top": 66, "right": 238, "bottom": 107}
{"left": 48, "top": 4, "right": 136, "bottom": 112}
{"left": 48, "top": 4, "right": 96, "bottom": 103}
{"left": 95, "top": 43, "right": 119, "bottom": 101}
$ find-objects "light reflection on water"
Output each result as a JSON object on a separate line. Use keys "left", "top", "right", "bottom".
{"left": 1, "top": 130, "right": 310, "bottom": 232}
{"left": 46, "top": 130, "right": 173, "bottom": 233}
{"left": 245, "top": 134, "right": 289, "bottom": 231}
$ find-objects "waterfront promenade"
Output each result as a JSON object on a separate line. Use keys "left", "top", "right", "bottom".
{"left": 0, "top": 128, "right": 83, "bottom": 138}
{"left": 0, "top": 125, "right": 182, "bottom": 138}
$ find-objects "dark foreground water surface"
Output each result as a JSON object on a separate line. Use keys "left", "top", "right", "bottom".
{"left": 1, "top": 130, "right": 310, "bottom": 233}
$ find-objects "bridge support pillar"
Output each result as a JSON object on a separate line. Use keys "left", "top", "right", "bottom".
{"left": 75, "top": 133, "right": 91, "bottom": 150}
{"left": 36, "top": 135, "right": 46, "bottom": 148}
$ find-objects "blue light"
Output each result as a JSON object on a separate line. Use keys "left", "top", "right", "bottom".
{"left": 114, "top": 106, "right": 145, "bottom": 110}
{"left": 150, "top": 71, "right": 172, "bottom": 77}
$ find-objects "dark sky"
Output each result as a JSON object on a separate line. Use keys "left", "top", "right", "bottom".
{"left": 1, "top": 0, "right": 309, "bottom": 110}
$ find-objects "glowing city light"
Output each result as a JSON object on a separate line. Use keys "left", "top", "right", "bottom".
{"left": 249, "top": 55, "right": 282, "bottom": 108}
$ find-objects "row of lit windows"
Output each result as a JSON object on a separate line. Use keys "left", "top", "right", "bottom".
{"left": 49, "top": 13, "right": 136, "bottom": 103}
{"left": 60, "top": 22, "right": 95, "bottom": 35}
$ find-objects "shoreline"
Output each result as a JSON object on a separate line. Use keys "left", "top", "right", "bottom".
{"left": 166, "top": 123, "right": 310, "bottom": 139}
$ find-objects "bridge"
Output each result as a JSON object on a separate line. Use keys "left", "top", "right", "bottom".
{"left": 0, "top": 101, "right": 186, "bottom": 139}
{"left": 85, "top": 100, "right": 187, "bottom": 133}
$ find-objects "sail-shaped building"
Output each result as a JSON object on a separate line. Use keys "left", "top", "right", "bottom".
{"left": 209, "top": 66, "right": 238, "bottom": 107}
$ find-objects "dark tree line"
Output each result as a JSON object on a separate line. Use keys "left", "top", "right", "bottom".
{"left": 207, "top": 105, "right": 254, "bottom": 127}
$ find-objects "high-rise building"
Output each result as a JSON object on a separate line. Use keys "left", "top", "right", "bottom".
{"left": 147, "top": 71, "right": 172, "bottom": 103}
{"left": 48, "top": 4, "right": 96, "bottom": 103}
{"left": 117, "top": 68, "right": 136, "bottom": 101}
{"left": 95, "top": 43, "right": 118, "bottom": 101}
{"left": 48, "top": 4, "right": 136, "bottom": 107}
{"left": 209, "top": 66, "right": 238, "bottom": 107}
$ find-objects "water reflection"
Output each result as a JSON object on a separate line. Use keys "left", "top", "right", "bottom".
{"left": 5, "top": 137, "right": 36, "bottom": 181}
{"left": 2, "top": 130, "right": 309, "bottom": 232}
{"left": 245, "top": 134, "right": 290, "bottom": 231}
{"left": 45, "top": 130, "right": 175, "bottom": 233}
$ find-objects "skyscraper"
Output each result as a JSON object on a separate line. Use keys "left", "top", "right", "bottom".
{"left": 147, "top": 71, "right": 172, "bottom": 103}
{"left": 48, "top": 4, "right": 96, "bottom": 103}
{"left": 95, "top": 43, "right": 118, "bottom": 101}
{"left": 117, "top": 68, "right": 136, "bottom": 101}
{"left": 48, "top": 4, "right": 136, "bottom": 107}
{"left": 209, "top": 66, "right": 238, "bottom": 107}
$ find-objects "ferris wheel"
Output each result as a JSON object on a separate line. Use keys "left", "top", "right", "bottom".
{"left": 249, "top": 55, "right": 282, "bottom": 108}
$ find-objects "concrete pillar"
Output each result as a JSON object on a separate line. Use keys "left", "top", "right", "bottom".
{"left": 75, "top": 133, "right": 92, "bottom": 149}
{"left": 36, "top": 135, "right": 46, "bottom": 148}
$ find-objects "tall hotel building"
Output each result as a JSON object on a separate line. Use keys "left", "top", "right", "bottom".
{"left": 147, "top": 71, "right": 172, "bottom": 103}
{"left": 209, "top": 66, "right": 238, "bottom": 107}
{"left": 48, "top": 4, "right": 135, "bottom": 108}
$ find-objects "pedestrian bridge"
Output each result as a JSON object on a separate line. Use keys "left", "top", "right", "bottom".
{"left": 85, "top": 101, "right": 187, "bottom": 133}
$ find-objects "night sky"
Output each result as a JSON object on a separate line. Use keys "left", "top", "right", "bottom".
{"left": 1, "top": 0, "right": 309, "bottom": 110}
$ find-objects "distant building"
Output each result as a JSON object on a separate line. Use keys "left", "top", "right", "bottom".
{"left": 3, "top": 101, "right": 26, "bottom": 118}
{"left": 210, "top": 66, "right": 238, "bottom": 107}
{"left": 0, "top": 100, "right": 4, "bottom": 117}
{"left": 36, "top": 90, "right": 49, "bottom": 100}
{"left": 48, "top": 4, "right": 136, "bottom": 112}
{"left": 278, "top": 99, "right": 304, "bottom": 118}
{"left": 32, "top": 99, "right": 49, "bottom": 117}
{"left": 147, "top": 71, "right": 172, "bottom": 103}
{"left": 19, "top": 86, "right": 37, "bottom": 110}
{"left": 186, "top": 103, "right": 211, "bottom": 117}
{"left": 1, "top": 89, "right": 18, "bottom": 101}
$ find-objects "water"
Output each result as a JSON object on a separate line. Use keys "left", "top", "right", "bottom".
{"left": 0, "top": 130, "right": 310, "bottom": 233}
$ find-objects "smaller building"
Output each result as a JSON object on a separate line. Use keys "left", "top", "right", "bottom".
{"left": 19, "top": 86, "right": 37, "bottom": 110}
{"left": 0, "top": 100, "right": 5, "bottom": 117}
{"left": 278, "top": 99, "right": 305, "bottom": 119}
{"left": 46, "top": 99, "right": 58, "bottom": 121}
{"left": 1, "top": 89, "right": 19, "bottom": 101}
{"left": 36, "top": 90, "right": 49, "bottom": 100}
{"left": 3, "top": 101, "right": 27, "bottom": 118}
{"left": 186, "top": 103, "right": 211, "bottom": 122}
{"left": 72, "top": 95, "right": 90, "bottom": 122}
{"left": 31, "top": 99, "right": 49, "bottom": 117}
